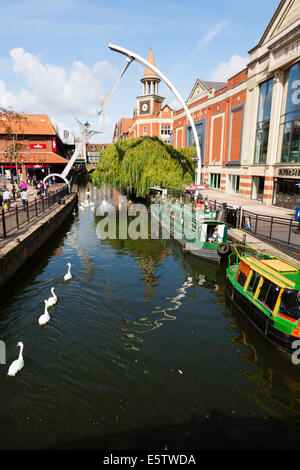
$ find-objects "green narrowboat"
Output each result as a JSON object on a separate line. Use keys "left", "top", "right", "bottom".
{"left": 152, "top": 199, "right": 230, "bottom": 262}
{"left": 226, "top": 248, "right": 300, "bottom": 357}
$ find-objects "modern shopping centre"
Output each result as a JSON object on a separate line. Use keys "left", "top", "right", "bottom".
{"left": 117, "top": 0, "right": 300, "bottom": 210}
{"left": 174, "top": 0, "right": 300, "bottom": 210}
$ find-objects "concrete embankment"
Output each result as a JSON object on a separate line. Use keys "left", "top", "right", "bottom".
{"left": 0, "top": 192, "right": 77, "bottom": 289}
{"left": 228, "top": 228, "right": 300, "bottom": 268}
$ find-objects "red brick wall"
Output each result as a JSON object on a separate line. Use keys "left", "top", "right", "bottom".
{"left": 228, "top": 107, "right": 243, "bottom": 162}
{"left": 239, "top": 175, "right": 252, "bottom": 197}
{"left": 0, "top": 135, "right": 53, "bottom": 152}
{"left": 211, "top": 116, "right": 223, "bottom": 162}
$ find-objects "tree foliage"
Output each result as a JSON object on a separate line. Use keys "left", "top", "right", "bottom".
{"left": 92, "top": 136, "right": 196, "bottom": 197}
{"left": 0, "top": 106, "right": 27, "bottom": 184}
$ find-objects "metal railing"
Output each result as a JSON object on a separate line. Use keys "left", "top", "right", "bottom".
{"left": 0, "top": 185, "right": 70, "bottom": 239}
{"left": 241, "top": 209, "right": 300, "bottom": 249}
{"left": 210, "top": 199, "right": 300, "bottom": 257}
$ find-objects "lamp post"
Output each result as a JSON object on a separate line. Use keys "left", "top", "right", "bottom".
{"left": 192, "top": 156, "right": 198, "bottom": 182}
{"left": 108, "top": 44, "right": 202, "bottom": 186}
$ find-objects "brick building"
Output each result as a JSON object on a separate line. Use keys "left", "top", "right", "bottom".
{"left": 113, "top": 118, "right": 134, "bottom": 141}
{"left": 114, "top": 49, "right": 174, "bottom": 143}
{"left": 172, "top": 72, "right": 247, "bottom": 196}
{"left": 173, "top": 0, "right": 300, "bottom": 210}
{"left": 0, "top": 113, "right": 69, "bottom": 183}
{"left": 240, "top": 0, "right": 300, "bottom": 209}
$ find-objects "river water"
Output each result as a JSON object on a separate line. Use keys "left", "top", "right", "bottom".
{"left": 1, "top": 181, "right": 300, "bottom": 450}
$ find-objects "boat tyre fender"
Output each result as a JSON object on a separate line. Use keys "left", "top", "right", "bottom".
{"left": 217, "top": 242, "right": 230, "bottom": 257}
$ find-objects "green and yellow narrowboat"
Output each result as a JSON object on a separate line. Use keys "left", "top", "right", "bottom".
{"left": 152, "top": 199, "right": 230, "bottom": 262}
{"left": 226, "top": 249, "right": 300, "bottom": 357}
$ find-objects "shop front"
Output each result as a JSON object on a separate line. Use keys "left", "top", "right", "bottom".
{"left": 0, "top": 152, "right": 69, "bottom": 187}
{"left": 273, "top": 167, "right": 300, "bottom": 210}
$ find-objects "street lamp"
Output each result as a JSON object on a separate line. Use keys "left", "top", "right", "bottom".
{"left": 107, "top": 44, "right": 202, "bottom": 186}
{"left": 192, "top": 156, "right": 198, "bottom": 177}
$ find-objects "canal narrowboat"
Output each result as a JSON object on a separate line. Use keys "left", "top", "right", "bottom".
{"left": 226, "top": 249, "right": 300, "bottom": 357}
{"left": 151, "top": 199, "right": 230, "bottom": 262}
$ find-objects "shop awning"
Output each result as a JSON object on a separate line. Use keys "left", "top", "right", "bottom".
{"left": 0, "top": 152, "right": 69, "bottom": 165}
{"left": 185, "top": 184, "right": 206, "bottom": 191}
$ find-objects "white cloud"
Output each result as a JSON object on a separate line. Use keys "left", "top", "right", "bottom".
{"left": 211, "top": 54, "right": 248, "bottom": 82}
{"left": 190, "top": 19, "right": 229, "bottom": 56}
{"left": 0, "top": 48, "right": 119, "bottom": 140}
{"left": 0, "top": 48, "right": 119, "bottom": 141}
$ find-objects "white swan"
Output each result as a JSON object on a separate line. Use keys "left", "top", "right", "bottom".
{"left": 7, "top": 342, "right": 24, "bottom": 376}
{"left": 64, "top": 263, "right": 72, "bottom": 281}
{"left": 39, "top": 300, "right": 50, "bottom": 326}
{"left": 47, "top": 287, "right": 57, "bottom": 307}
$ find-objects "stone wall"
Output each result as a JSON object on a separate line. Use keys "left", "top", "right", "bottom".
{"left": 0, "top": 193, "right": 77, "bottom": 288}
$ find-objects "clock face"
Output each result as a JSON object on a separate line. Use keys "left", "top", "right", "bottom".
{"left": 140, "top": 100, "right": 150, "bottom": 114}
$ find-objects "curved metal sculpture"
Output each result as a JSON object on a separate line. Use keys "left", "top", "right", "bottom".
{"left": 43, "top": 172, "right": 71, "bottom": 189}
{"left": 108, "top": 43, "right": 202, "bottom": 186}
{"left": 43, "top": 116, "right": 101, "bottom": 192}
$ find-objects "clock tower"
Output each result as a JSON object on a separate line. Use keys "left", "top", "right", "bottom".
{"left": 136, "top": 48, "right": 164, "bottom": 117}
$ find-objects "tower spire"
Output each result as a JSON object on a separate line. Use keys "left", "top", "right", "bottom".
{"left": 142, "top": 48, "right": 160, "bottom": 81}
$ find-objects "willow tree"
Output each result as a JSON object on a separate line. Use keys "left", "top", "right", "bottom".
{"left": 92, "top": 136, "right": 196, "bottom": 197}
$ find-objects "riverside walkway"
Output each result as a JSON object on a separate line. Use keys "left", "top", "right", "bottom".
{"left": 0, "top": 183, "right": 69, "bottom": 241}
{"left": 203, "top": 187, "right": 295, "bottom": 218}
{"left": 201, "top": 187, "right": 300, "bottom": 261}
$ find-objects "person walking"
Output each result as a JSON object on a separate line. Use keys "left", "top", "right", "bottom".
{"left": 21, "top": 188, "right": 28, "bottom": 211}
{"left": 3, "top": 187, "right": 11, "bottom": 210}
{"left": 12, "top": 183, "right": 16, "bottom": 201}
{"left": 37, "top": 181, "right": 45, "bottom": 198}
{"left": 20, "top": 181, "right": 27, "bottom": 191}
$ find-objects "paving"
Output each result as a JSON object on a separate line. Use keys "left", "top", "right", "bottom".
{"left": 203, "top": 188, "right": 295, "bottom": 218}
{"left": 1, "top": 181, "right": 64, "bottom": 212}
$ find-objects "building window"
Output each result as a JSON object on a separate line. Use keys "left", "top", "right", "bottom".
{"left": 227, "top": 174, "right": 240, "bottom": 194}
{"left": 251, "top": 176, "right": 265, "bottom": 201}
{"left": 161, "top": 125, "right": 171, "bottom": 135}
{"left": 210, "top": 173, "right": 220, "bottom": 189}
{"left": 186, "top": 120, "right": 205, "bottom": 164}
{"left": 143, "top": 126, "right": 147, "bottom": 136}
{"left": 273, "top": 178, "right": 300, "bottom": 210}
{"left": 279, "top": 61, "right": 300, "bottom": 164}
{"left": 254, "top": 78, "right": 273, "bottom": 163}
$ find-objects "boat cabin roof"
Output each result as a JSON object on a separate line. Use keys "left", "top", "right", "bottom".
{"left": 241, "top": 254, "right": 300, "bottom": 290}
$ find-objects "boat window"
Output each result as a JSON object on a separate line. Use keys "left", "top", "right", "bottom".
{"left": 257, "top": 278, "right": 280, "bottom": 311}
{"left": 280, "top": 289, "right": 300, "bottom": 320}
{"left": 236, "top": 262, "right": 250, "bottom": 287}
{"left": 237, "top": 271, "right": 247, "bottom": 287}
{"left": 246, "top": 271, "right": 260, "bottom": 296}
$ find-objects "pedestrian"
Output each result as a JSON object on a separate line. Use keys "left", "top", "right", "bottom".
{"left": 20, "top": 181, "right": 27, "bottom": 191}
{"left": 3, "top": 187, "right": 10, "bottom": 210}
{"left": 37, "top": 181, "right": 45, "bottom": 198}
{"left": 21, "top": 188, "right": 28, "bottom": 211}
{"left": 12, "top": 183, "right": 16, "bottom": 201}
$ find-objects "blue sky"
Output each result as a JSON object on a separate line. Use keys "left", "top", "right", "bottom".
{"left": 0, "top": 0, "right": 278, "bottom": 143}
